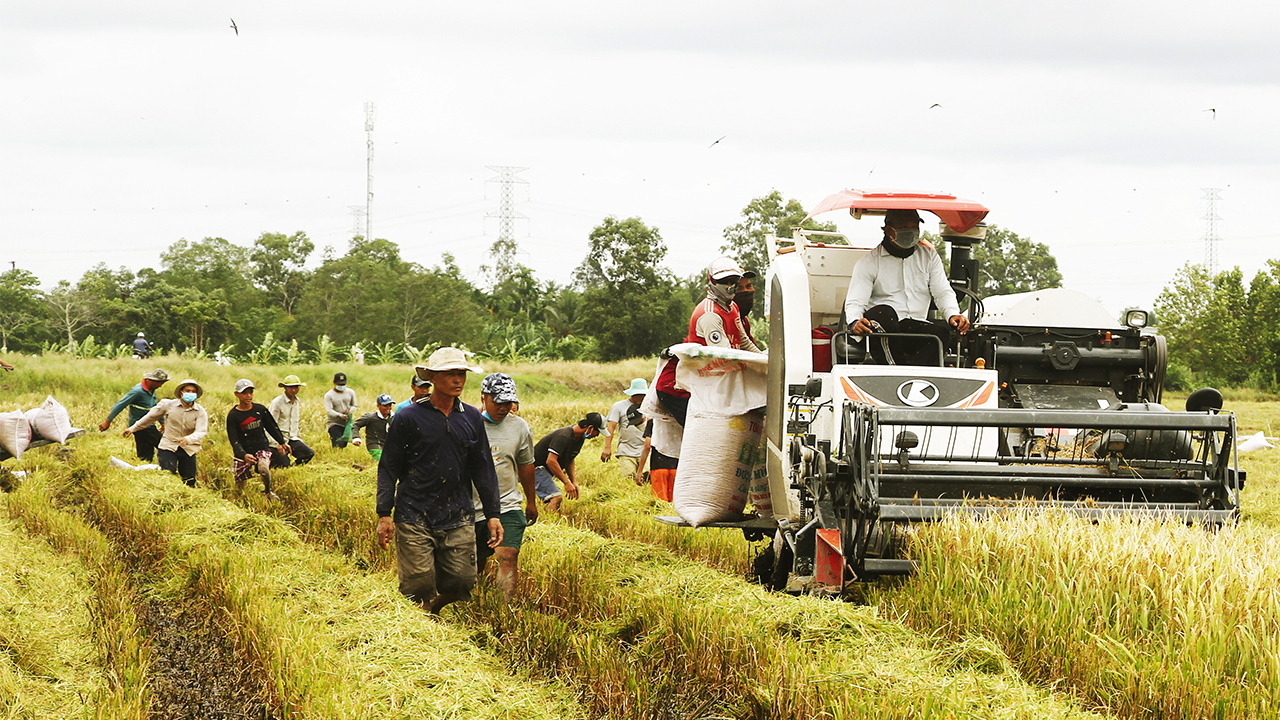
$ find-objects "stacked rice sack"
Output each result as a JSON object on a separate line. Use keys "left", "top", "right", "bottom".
{"left": 0, "top": 396, "right": 76, "bottom": 460}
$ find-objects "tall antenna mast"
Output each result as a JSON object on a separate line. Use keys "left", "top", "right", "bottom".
{"left": 365, "top": 101, "right": 376, "bottom": 241}
{"left": 1201, "top": 188, "right": 1222, "bottom": 275}
{"left": 485, "top": 165, "right": 529, "bottom": 278}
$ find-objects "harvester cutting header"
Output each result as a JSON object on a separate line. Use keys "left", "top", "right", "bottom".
{"left": 652, "top": 189, "right": 1242, "bottom": 594}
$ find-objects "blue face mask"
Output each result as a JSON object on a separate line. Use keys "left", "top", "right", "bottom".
{"left": 182, "top": 392, "right": 197, "bottom": 404}
{"left": 482, "top": 410, "right": 501, "bottom": 423}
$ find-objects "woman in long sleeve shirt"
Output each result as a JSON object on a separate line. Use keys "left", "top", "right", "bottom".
{"left": 125, "top": 378, "right": 208, "bottom": 487}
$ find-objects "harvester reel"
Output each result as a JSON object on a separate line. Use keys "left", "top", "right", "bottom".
{"left": 837, "top": 402, "right": 881, "bottom": 574}
{"left": 1143, "top": 334, "right": 1168, "bottom": 404}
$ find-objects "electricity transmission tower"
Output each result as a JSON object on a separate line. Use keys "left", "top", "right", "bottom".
{"left": 348, "top": 206, "right": 367, "bottom": 237}
{"left": 1202, "top": 188, "right": 1222, "bottom": 276}
{"left": 364, "top": 102, "right": 376, "bottom": 241}
{"left": 485, "top": 166, "right": 529, "bottom": 280}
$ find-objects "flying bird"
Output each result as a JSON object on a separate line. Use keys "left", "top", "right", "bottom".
{"left": 230, "top": 18, "right": 238, "bottom": 35}
{"left": 1204, "top": 108, "right": 1215, "bottom": 119}
{"left": 708, "top": 136, "right": 725, "bottom": 149}
{"left": 929, "top": 103, "right": 942, "bottom": 109}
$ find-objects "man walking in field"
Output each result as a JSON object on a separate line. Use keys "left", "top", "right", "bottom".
{"left": 324, "top": 371, "right": 357, "bottom": 448}
{"left": 601, "top": 378, "right": 649, "bottom": 480}
{"left": 533, "top": 413, "right": 606, "bottom": 512}
{"left": 227, "top": 378, "right": 291, "bottom": 500}
{"left": 376, "top": 347, "right": 503, "bottom": 614}
{"left": 352, "top": 394, "right": 396, "bottom": 462}
{"left": 396, "top": 373, "right": 431, "bottom": 412}
{"left": 269, "top": 374, "right": 315, "bottom": 466}
{"left": 473, "top": 373, "right": 538, "bottom": 603}
{"left": 99, "top": 368, "right": 170, "bottom": 462}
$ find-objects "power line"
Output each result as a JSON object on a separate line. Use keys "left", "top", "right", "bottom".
{"left": 364, "top": 101, "right": 376, "bottom": 241}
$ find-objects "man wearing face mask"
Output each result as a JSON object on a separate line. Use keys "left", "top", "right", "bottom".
{"left": 844, "top": 208, "right": 970, "bottom": 365}
{"left": 654, "top": 257, "right": 761, "bottom": 426}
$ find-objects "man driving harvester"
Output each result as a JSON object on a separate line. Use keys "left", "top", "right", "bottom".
{"left": 844, "top": 208, "right": 970, "bottom": 365}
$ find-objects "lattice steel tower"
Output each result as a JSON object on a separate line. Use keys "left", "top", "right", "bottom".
{"left": 485, "top": 166, "right": 529, "bottom": 276}
{"left": 365, "top": 102, "right": 376, "bottom": 241}
{"left": 1202, "top": 188, "right": 1222, "bottom": 275}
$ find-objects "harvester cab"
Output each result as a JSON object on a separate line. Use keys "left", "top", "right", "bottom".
{"left": 663, "top": 189, "right": 1244, "bottom": 595}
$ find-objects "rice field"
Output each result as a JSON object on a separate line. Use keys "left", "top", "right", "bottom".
{"left": 0, "top": 353, "right": 1277, "bottom": 718}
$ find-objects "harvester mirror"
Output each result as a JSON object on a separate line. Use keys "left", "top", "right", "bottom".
{"left": 802, "top": 377, "right": 823, "bottom": 399}
{"left": 1186, "top": 387, "right": 1224, "bottom": 413}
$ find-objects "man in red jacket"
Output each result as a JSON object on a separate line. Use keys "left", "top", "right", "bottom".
{"left": 654, "top": 256, "right": 761, "bottom": 426}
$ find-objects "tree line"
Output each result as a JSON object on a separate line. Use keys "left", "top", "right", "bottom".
{"left": 2, "top": 192, "right": 1072, "bottom": 368}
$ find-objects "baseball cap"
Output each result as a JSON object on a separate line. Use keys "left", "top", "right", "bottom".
{"left": 579, "top": 411, "right": 609, "bottom": 436}
{"left": 376, "top": 393, "right": 394, "bottom": 406}
{"left": 278, "top": 374, "right": 306, "bottom": 387}
{"left": 481, "top": 373, "right": 519, "bottom": 404}
{"left": 333, "top": 372, "right": 347, "bottom": 385}
{"left": 234, "top": 378, "right": 255, "bottom": 393}
{"left": 143, "top": 369, "right": 170, "bottom": 383}
{"left": 410, "top": 373, "right": 431, "bottom": 388}
{"left": 418, "top": 346, "right": 484, "bottom": 376}
{"left": 706, "top": 256, "right": 756, "bottom": 281}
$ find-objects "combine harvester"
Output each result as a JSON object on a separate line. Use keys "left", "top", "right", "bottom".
{"left": 660, "top": 189, "right": 1244, "bottom": 594}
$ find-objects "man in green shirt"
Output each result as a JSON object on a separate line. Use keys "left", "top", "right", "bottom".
{"left": 99, "top": 368, "right": 170, "bottom": 461}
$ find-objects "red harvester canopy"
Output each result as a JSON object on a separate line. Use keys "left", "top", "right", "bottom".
{"left": 806, "top": 189, "right": 989, "bottom": 234}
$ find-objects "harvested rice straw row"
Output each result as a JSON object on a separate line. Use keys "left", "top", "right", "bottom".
{"left": 510, "top": 517, "right": 1110, "bottom": 720}
{"left": 5, "top": 475, "right": 151, "bottom": 720}
{"left": 878, "top": 511, "right": 1280, "bottom": 720}
{"left": 74, "top": 458, "right": 586, "bottom": 720}
{"left": 0, "top": 515, "right": 107, "bottom": 717}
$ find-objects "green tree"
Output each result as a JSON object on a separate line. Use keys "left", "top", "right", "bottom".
{"left": 720, "top": 191, "right": 838, "bottom": 279}
{"left": 956, "top": 225, "right": 1063, "bottom": 298}
{"left": 1155, "top": 263, "right": 1251, "bottom": 387}
{"left": 251, "top": 231, "right": 314, "bottom": 317}
{"left": 0, "top": 269, "right": 43, "bottom": 351}
{"left": 45, "top": 280, "right": 98, "bottom": 346}
{"left": 575, "top": 217, "right": 691, "bottom": 360}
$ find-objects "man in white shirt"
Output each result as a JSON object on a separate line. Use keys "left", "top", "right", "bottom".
{"left": 269, "top": 374, "right": 316, "bottom": 465}
{"left": 844, "top": 208, "right": 970, "bottom": 365}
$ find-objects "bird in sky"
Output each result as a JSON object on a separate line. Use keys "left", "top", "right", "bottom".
{"left": 929, "top": 103, "right": 942, "bottom": 109}
{"left": 230, "top": 18, "right": 238, "bottom": 36}
{"left": 1204, "top": 108, "right": 1215, "bottom": 119}
{"left": 708, "top": 136, "right": 725, "bottom": 149}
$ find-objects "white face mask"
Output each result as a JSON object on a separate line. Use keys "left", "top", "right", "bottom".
{"left": 890, "top": 227, "right": 920, "bottom": 249}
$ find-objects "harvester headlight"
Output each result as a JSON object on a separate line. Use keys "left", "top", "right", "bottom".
{"left": 1125, "top": 310, "right": 1149, "bottom": 328}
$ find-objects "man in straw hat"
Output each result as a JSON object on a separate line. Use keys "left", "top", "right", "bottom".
{"left": 100, "top": 368, "right": 170, "bottom": 462}
{"left": 376, "top": 347, "right": 503, "bottom": 614}
{"left": 123, "top": 378, "right": 208, "bottom": 487}
{"left": 269, "top": 374, "right": 315, "bottom": 466}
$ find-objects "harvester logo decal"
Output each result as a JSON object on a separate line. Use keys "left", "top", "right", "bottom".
{"left": 896, "top": 380, "right": 940, "bottom": 407}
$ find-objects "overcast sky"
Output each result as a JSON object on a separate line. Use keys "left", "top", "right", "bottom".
{"left": 4, "top": 1, "right": 1277, "bottom": 317}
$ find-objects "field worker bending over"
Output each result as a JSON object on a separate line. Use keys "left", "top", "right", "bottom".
{"left": 227, "top": 378, "right": 290, "bottom": 500}
{"left": 473, "top": 373, "right": 539, "bottom": 603}
{"left": 324, "top": 372, "right": 357, "bottom": 448}
{"left": 100, "top": 368, "right": 170, "bottom": 462}
{"left": 352, "top": 394, "right": 396, "bottom": 462}
{"left": 268, "top": 374, "right": 315, "bottom": 466}
{"left": 844, "top": 208, "right": 969, "bottom": 365}
{"left": 533, "top": 413, "right": 606, "bottom": 512}
{"left": 655, "top": 257, "right": 760, "bottom": 426}
{"left": 376, "top": 347, "right": 502, "bottom": 615}
{"left": 124, "top": 379, "right": 207, "bottom": 487}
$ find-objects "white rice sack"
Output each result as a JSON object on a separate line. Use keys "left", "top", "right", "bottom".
{"left": 109, "top": 456, "right": 136, "bottom": 470}
{"left": 29, "top": 395, "right": 74, "bottom": 444}
{"left": 673, "top": 410, "right": 763, "bottom": 527}
{"left": 1238, "top": 431, "right": 1275, "bottom": 452}
{"left": 24, "top": 409, "right": 40, "bottom": 439}
{"left": 0, "top": 411, "right": 32, "bottom": 459}
{"left": 672, "top": 343, "right": 768, "bottom": 417}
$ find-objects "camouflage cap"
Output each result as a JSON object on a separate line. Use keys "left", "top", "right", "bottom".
{"left": 143, "top": 369, "right": 170, "bottom": 383}
{"left": 480, "top": 373, "right": 519, "bottom": 404}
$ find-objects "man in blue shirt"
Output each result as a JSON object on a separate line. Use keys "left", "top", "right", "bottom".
{"left": 376, "top": 347, "right": 503, "bottom": 614}
{"left": 99, "top": 368, "right": 170, "bottom": 461}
